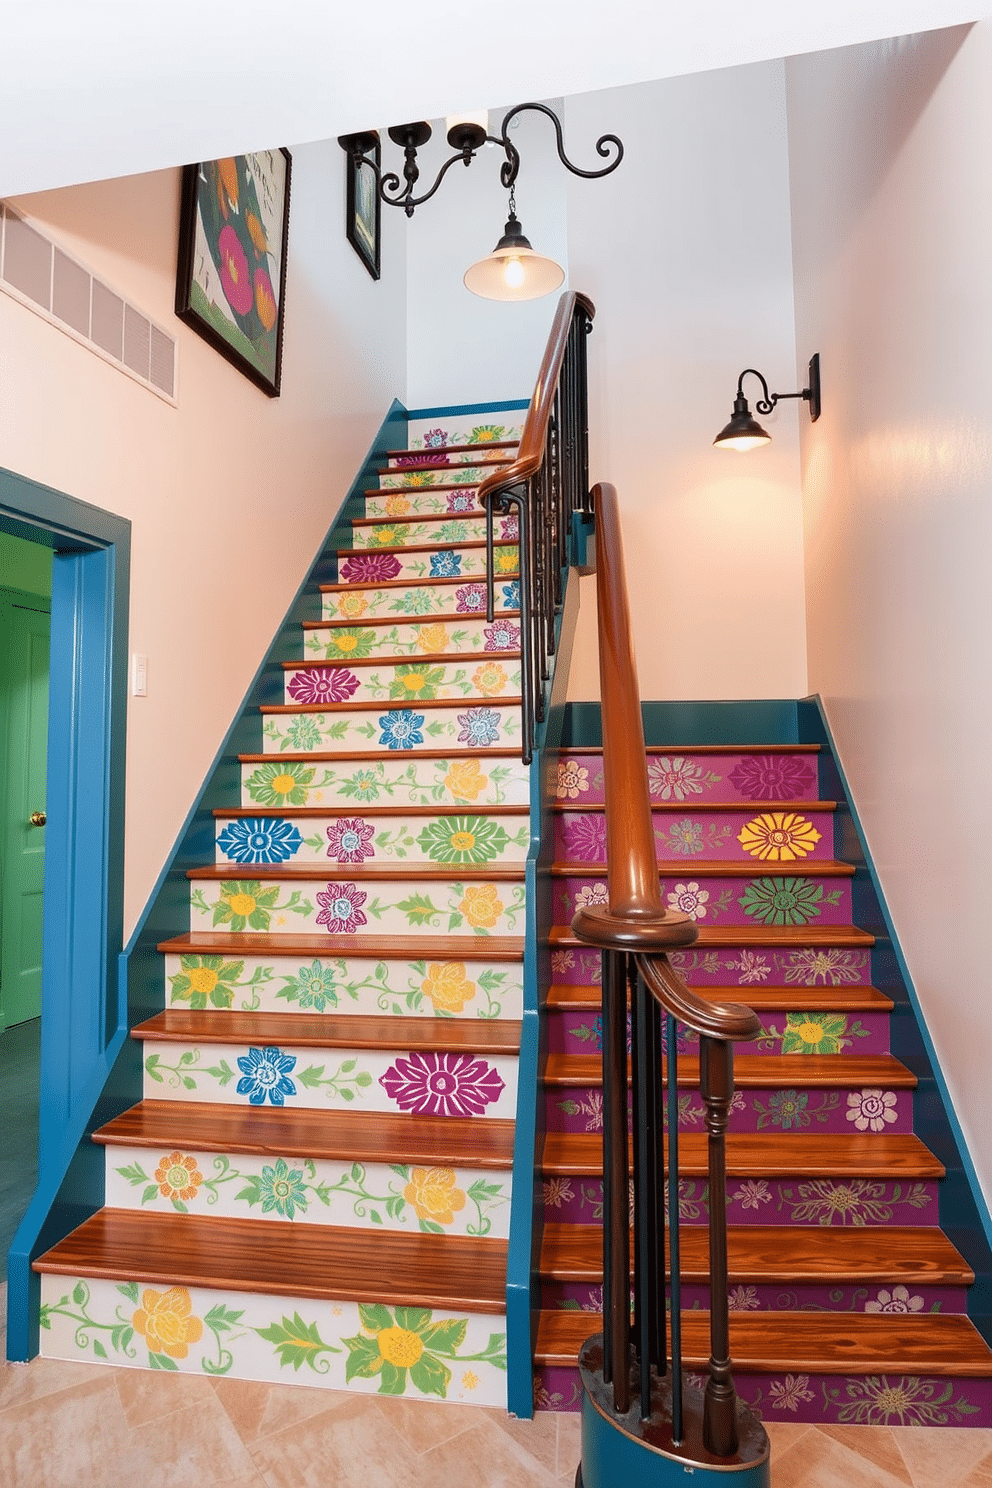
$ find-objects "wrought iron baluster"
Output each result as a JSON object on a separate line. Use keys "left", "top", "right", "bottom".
{"left": 602, "top": 948, "right": 631, "bottom": 1413}
{"left": 700, "top": 1035, "right": 739, "bottom": 1457}
{"left": 666, "top": 1009, "right": 684, "bottom": 1445}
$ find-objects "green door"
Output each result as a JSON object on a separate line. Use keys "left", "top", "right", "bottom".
{"left": 0, "top": 590, "right": 51, "bottom": 1031}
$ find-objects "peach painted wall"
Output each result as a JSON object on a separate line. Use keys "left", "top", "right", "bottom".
{"left": 0, "top": 142, "right": 407, "bottom": 935}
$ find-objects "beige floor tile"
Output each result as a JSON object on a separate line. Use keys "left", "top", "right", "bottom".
{"left": 0, "top": 1369, "right": 131, "bottom": 1488}
{"left": 0, "top": 1354, "right": 120, "bottom": 1414}
{"left": 556, "top": 1411, "right": 582, "bottom": 1476}
{"left": 771, "top": 1428, "right": 914, "bottom": 1488}
{"left": 371, "top": 1392, "right": 482, "bottom": 1455}
{"left": 958, "top": 1450, "right": 992, "bottom": 1488}
{"left": 209, "top": 1374, "right": 354, "bottom": 1447}
{"left": 115, "top": 1365, "right": 218, "bottom": 1426}
{"left": 103, "top": 1392, "right": 261, "bottom": 1488}
{"left": 764, "top": 1423, "right": 816, "bottom": 1452}
{"left": 816, "top": 1425, "right": 913, "bottom": 1486}
{"left": 487, "top": 1405, "right": 560, "bottom": 1475}
{"left": 248, "top": 1392, "right": 422, "bottom": 1488}
{"left": 893, "top": 1426, "right": 992, "bottom": 1488}
{"left": 417, "top": 1417, "right": 560, "bottom": 1488}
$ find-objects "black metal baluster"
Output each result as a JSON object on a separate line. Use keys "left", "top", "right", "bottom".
{"left": 700, "top": 1035, "right": 738, "bottom": 1457}
{"left": 602, "top": 948, "right": 631, "bottom": 1412}
{"left": 667, "top": 1009, "right": 684, "bottom": 1445}
{"left": 633, "top": 966, "right": 667, "bottom": 1419}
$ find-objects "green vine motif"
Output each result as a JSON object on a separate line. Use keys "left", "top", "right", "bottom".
{"left": 324, "top": 1161, "right": 410, "bottom": 1226}
{"left": 297, "top": 1059, "right": 374, "bottom": 1103}
{"left": 255, "top": 1313, "right": 342, "bottom": 1374}
{"left": 201, "top": 1304, "right": 246, "bottom": 1375}
{"left": 38, "top": 1281, "right": 139, "bottom": 1361}
{"left": 144, "top": 1049, "right": 237, "bottom": 1092}
{"left": 464, "top": 1178, "right": 509, "bottom": 1237}
{"left": 753, "top": 1089, "right": 840, "bottom": 1131}
{"left": 168, "top": 955, "right": 273, "bottom": 1011}
{"left": 702, "top": 887, "right": 736, "bottom": 924}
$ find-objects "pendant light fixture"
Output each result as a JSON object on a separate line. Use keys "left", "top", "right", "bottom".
{"left": 713, "top": 356, "right": 821, "bottom": 450}
{"left": 462, "top": 185, "right": 565, "bottom": 301}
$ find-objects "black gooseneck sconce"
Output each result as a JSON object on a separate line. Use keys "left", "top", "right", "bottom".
{"left": 713, "top": 354, "right": 821, "bottom": 450}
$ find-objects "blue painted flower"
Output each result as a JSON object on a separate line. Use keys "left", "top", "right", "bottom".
{"left": 501, "top": 582, "right": 520, "bottom": 610}
{"left": 430, "top": 551, "right": 463, "bottom": 577}
{"left": 236, "top": 1045, "right": 297, "bottom": 1106}
{"left": 378, "top": 709, "right": 425, "bottom": 750}
{"left": 217, "top": 818, "right": 303, "bottom": 865}
{"left": 457, "top": 706, "right": 501, "bottom": 747}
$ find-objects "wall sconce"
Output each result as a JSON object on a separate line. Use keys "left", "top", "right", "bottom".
{"left": 713, "top": 355, "right": 821, "bottom": 451}
{"left": 338, "top": 102, "right": 624, "bottom": 302}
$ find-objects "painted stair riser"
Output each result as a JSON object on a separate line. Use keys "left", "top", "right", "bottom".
{"left": 240, "top": 755, "right": 530, "bottom": 811}
{"left": 215, "top": 811, "right": 531, "bottom": 869}
{"left": 555, "top": 876, "right": 853, "bottom": 928}
{"left": 38, "top": 1275, "right": 509, "bottom": 1407}
{"left": 352, "top": 514, "right": 519, "bottom": 549}
{"left": 544, "top": 1086, "right": 912, "bottom": 1136}
{"left": 365, "top": 492, "right": 488, "bottom": 518}
{"left": 163, "top": 952, "right": 524, "bottom": 1020}
{"left": 542, "top": 1177, "right": 939, "bottom": 1229}
{"left": 322, "top": 578, "right": 519, "bottom": 621}
{"left": 554, "top": 753, "right": 821, "bottom": 807}
{"left": 546, "top": 1009, "right": 891, "bottom": 1057}
{"left": 261, "top": 701, "right": 522, "bottom": 755}
{"left": 555, "top": 809, "right": 836, "bottom": 865}
{"left": 303, "top": 613, "right": 521, "bottom": 662}
{"left": 105, "top": 1146, "right": 511, "bottom": 1238}
{"left": 336, "top": 545, "right": 520, "bottom": 585}
{"left": 386, "top": 447, "right": 517, "bottom": 470}
{"left": 141, "top": 1038, "right": 518, "bottom": 1119}
{"left": 189, "top": 875, "right": 526, "bottom": 939}
{"left": 543, "top": 1281, "right": 968, "bottom": 1316}
{"left": 379, "top": 469, "right": 496, "bottom": 491}
{"left": 551, "top": 945, "right": 874, "bottom": 989}
{"left": 534, "top": 1365, "right": 990, "bottom": 1424}
{"left": 405, "top": 414, "right": 524, "bottom": 448}
{"left": 282, "top": 657, "right": 521, "bottom": 707}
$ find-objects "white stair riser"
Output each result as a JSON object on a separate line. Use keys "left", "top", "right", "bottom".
{"left": 322, "top": 579, "right": 519, "bottom": 622}
{"left": 406, "top": 413, "right": 524, "bottom": 447}
{"left": 282, "top": 658, "right": 521, "bottom": 707}
{"left": 304, "top": 614, "right": 520, "bottom": 662}
{"left": 215, "top": 811, "right": 530, "bottom": 868}
{"left": 240, "top": 755, "right": 530, "bottom": 811}
{"left": 365, "top": 492, "right": 484, "bottom": 518}
{"left": 352, "top": 515, "right": 518, "bottom": 549}
{"left": 262, "top": 702, "right": 523, "bottom": 756}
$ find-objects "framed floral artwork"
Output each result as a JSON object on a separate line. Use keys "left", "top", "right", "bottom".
{"left": 176, "top": 149, "right": 292, "bottom": 397}
{"left": 345, "top": 138, "right": 380, "bottom": 280}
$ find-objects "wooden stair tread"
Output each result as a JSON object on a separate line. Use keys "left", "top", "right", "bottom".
{"left": 534, "top": 1310, "right": 992, "bottom": 1376}
{"left": 353, "top": 509, "right": 506, "bottom": 527}
{"left": 542, "top": 1052, "right": 915, "bottom": 1088}
{"left": 214, "top": 804, "right": 531, "bottom": 819}
{"left": 238, "top": 750, "right": 523, "bottom": 764}
{"left": 542, "top": 1130, "right": 944, "bottom": 1178}
{"left": 552, "top": 859, "right": 855, "bottom": 878}
{"left": 33, "top": 1210, "right": 507, "bottom": 1313}
{"left": 133, "top": 1009, "right": 521, "bottom": 1053}
{"left": 281, "top": 650, "right": 521, "bottom": 671}
{"left": 335, "top": 539, "right": 517, "bottom": 558}
{"left": 302, "top": 611, "right": 519, "bottom": 631}
{"left": 259, "top": 696, "right": 522, "bottom": 715}
{"left": 551, "top": 800, "right": 838, "bottom": 813}
{"left": 540, "top": 1223, "right": 974, "bottom": 1285}
{"left": 383, "top": 441, "right": 519, "bottom": 457}
{"left": 187, "top": 863, "right": 525, "bottom": 882}
{"left": 551, "top": 926, "right": 875, "bottom": 948}
{"left": 545, "top": 984, "right": 894, "bottom": 1013}
{"left": 93, "top": 1100, "right": 515, "bottom": 1168}
{"left": 373, "top": 458, "right": 514, "bottom": 474}
{"left": 555, "top": 745, "right": 822, "bottom": 756}
{"left": 320, "top": 577, "right": 516, "bottom": 595}
{"left": 158, "top": 932, "right": 525, "bottom": 959}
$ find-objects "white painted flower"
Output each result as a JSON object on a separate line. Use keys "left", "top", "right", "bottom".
{"left": 551, "top": 950, "right": 575, "bottom": 975}
{"left": 543, "top": 1177, "right": 575, "bottom": 1209}
{"left": 728, "top": 1286, "right": 761, "bottom": 1311}
{"left": 575, "top": 883, "right": 610, "bottom": 910}
{"left": 648, "top": 756, "right": 707, "bottom": 801}
{"left": 769, "top": 1374, "right": 814, "bottom": 1412}
{"left": 731, "top": 951, "right": 771, "bottom": 985}
{"left": 865, "top": 1285, "right": 925, "bottom": 1314}
{"left": 731, "top": 1180, "right": 771, "bottom": 1211}
{"left": 556, "top": 760, "right": 590, "bottom": 800}
{"left": 846, "top": 1088, "right": 898, "bottom": 1132}
{"left": 666, "top": 882, "right": 710, "bottom": 920}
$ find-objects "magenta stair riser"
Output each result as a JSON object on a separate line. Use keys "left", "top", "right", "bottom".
{"left": 544, "top": 1086, "right": 912, "bottom": 1136}
{"left": 554, "top": 752, "right": 820, "bottom": 807}
{"left": 542, "top": 1281, "right": 969, "bottom": 1316}
{"left": 555, "top": 808, "right": 836, "bottom": 864}
{"left": 551, "top": 945, "right": 874, "bottom": 989}
{"left": 546, "top": 1009, "right": 891, "bottom": 1057}
{"left": 534, "top": 1366, "right": 991, "bottom": 1424}
{"left": 555, "top": 875, "right": 853, "bottom": 928}
{"left": 542, "top": 1177, "right": 939, "bottom": 1228}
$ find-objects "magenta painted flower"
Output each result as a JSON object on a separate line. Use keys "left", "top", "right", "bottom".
{"left": 315, "top": 882, "right": 368, "bottom": 934}
{"left": 218, "top": 225, "right": 252, "bottom": 315}
{"left": 456, "top": 706, "right": 501, "bottom": 747}
{"left": 484, "top": 619, "right": 520, "bottom": 652}
{"left": 446, "top": 491, "right": 477, "bottom": 513}
{"left": 396, "top": 452, "right": 448, "bottom": 468}
{"left": 325, "top": 818, "right": 375, "bottom": 864}
{"left": 287, "top": 668, "right": 361, "bottom": 705}
{"left": 455, "top": 583, "right": 487, "bottom": 613}
{"left": 499, "top": 513, "right": 520, "bottom": 541}
{"left": 379, "top": 1051, "right": 505, "bottom": 1117}
{"left": 562, "top": 815, "right": 608, "bottom": 860}
{"left": 340, "top": 552, "right": 402, "bottom": 583}
{"left": 728, "top": 755, "right": 817, "bottom": 801}
{"left": 423, "top": 428, "right": 448, "bottom": 449}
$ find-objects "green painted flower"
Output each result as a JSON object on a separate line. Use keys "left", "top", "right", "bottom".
{"left": 467, "top": 424, "right": 505, "bottom": 444}
{"left": 389, "top": 663, "right": 446, "bottom": 700}
{"left": 284, "top": 715, "right": 324, "bottom": 752}
{"left": 758, "top": 1089, "right": 810, "bottom": 1131}
{"left": 213, "top": 881, "right": 281, "bottom": 932}
{"left": 322, "top": 628, "right": 378, "bottom": 660}
{"left": 278, "top": 959, "right": 339, "bottom": 1011}
{"left": 169, "top": 954, "right": 245, "bottom": 1009}
{"left": 416, "top": 816, "right": 511, "bottom": 864}
{"left": 738, "top": 876, "right": 825, "bottom": 926}
{"left": 342, "top": 768, "right": 383, "bottom": 802}
{"left": 390, "top": 590, "right": 436, "bottom": 615}
{"left": 259, "top": 1159, "right": 308, "bottom": 1218}
{"left": 342, "top": 1303, "right": 505, "bottom": 1398}
{"left": 434, "top": 521, "right": 471, "bottom": 543}
{"left": 781, "top": 1011, "right": 850, "bottom": 1054}
{"left": 245, "top": 761, "right": 316, "bottom": 806}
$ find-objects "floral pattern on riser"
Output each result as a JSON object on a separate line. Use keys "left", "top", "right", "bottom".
{"left": 39, "top": 1276, "right": 508, "bottom": 1407}
{"left": 550, "top": 946, "right": 873, "bottom": 989}
{"left": 261, "top": 703, "right": 522, "bottom": 755}
{"left": 164, "top": 951, "right": 524, "bottom": 1020}
{"left": 405, "top": 415, "right": 524, "bottom": 448}
{"left": 241, "top": 756, "right": 530, "bottom": 811}
{"left": 546, "top": 1281, "right": 967, "bottom": 1315}
{"left": 547, "top": 1010, "right": 890, "bottom": 1057}
{"left": 336, "top": 545, "right": 519, "bottom": 584}
{"left": 541, "top": 1177, "right": 939, "bottom": 1227}
{"left": 533, "top": 1365, "right": 988, "bottom": 1424}
{"left": 554, "top": 753, "right": 819, "bottom": 806}
{"left": 352, "top": 515, "right": 519, "bottom": 550}
{"left": 304, "top": 615, "right": 521, "bottom": 662}
{"left": 215, "top": 812, "right": 530, "bottom": 868}
{"left": 366, "top": 492, "right": 487, "bottom": 518}
{"left": 378, "top": 468, "right": 490, "bottom": 490}
{"left": 546, "top": 1086, "right": 911, "bottom": 1135}
{"left": 106, "top": 1146, "right": 511, "bottom": 1237}
{"left": 322, "top": 580, "right": 518, "bottom": 621}
{"left": 142, "top": 1040, "right": 517, "bottom": 1119}
{"left": 557, "top": 876, "right": 852, "bottom": 928}
{"left": 189, "top": 876, "right": 526, "bottom": 938}
{"left": 556, "top": 809, "right": 835, "bottom": 863}
{"left": 282, "top": 659, "right": 521, "bottom": 707}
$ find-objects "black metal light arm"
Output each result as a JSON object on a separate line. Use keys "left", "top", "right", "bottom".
{"left": 736, "top": 358, "right": 821, "bottom": 420}
{"left": 497, "top": 101, "right": 624, "bottom": 190}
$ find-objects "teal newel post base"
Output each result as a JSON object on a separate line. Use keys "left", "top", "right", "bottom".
{"left": 576, "top": 1337, "right": 770, "bottom": 1488}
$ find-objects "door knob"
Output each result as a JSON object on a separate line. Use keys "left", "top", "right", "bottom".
{"left": 29, "top": 811, "right": 46, "bottom": 827}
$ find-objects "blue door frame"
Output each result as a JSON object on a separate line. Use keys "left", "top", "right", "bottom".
{"left": 1, "top": 467, "right": 130, "bottom": 1362}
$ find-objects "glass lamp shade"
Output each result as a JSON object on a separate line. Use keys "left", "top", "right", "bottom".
{"left": 713, "top": 395, "right": 772, "bottom": 451}
{"left": 464, "top": 215, "right": 564, "bottom": 302}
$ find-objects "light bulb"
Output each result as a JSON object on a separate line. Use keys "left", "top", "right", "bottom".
{"left": 503, "top": 257, "right": 525, "bottom": 290}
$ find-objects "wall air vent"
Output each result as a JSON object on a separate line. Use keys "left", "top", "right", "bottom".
{"left": 0, "top": 203, "right": 178, "bottom": 404}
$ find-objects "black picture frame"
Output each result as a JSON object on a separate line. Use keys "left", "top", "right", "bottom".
{"left": 176, "top": 148, "right": 292, "bottom": 397}
{"left": 346, "top": 140, "right": 381, "bottom": 281}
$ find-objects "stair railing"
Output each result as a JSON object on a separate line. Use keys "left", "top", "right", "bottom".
{"left": 571, "top": 482, "right": 770, "bottom": 1474}
{"left": 478, "top": 291, "right": 594, "bottom": 763}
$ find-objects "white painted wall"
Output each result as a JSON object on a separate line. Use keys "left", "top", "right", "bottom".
{"left": 0, "top": 141, "right": 407, "bottom": 935}
{"left": 786, "top": 23, "right": 992, "bottom": 1202}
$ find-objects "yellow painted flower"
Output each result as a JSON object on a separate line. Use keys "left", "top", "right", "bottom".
{"left": 445, "top": 759, "right": 488, "bottom": 802}
{"left": 461, "top": 884, "right": 504, "bottom": 929}
{"left": 331, "top": 633, "right": 360, "bottom": 654}
{"left": 406, "top": 472, "right": 435, "bottom": 487}
{"left": 418, "top": 624, "right": 449, "bottom": 653}
{"left": 268, "top": 773, "right": 299, "bottom": 799}
{"left": 132, "top": 1286, "right": 203, "bottom": 1359}
{"left": 372, "top": 527, "right": 398, "bottom": 546}
{"left": 450, "top": 831, "right": 476, "bottom": 852}
{"left": 793, "top": 1019, "right": 826, "bottom": 1046}
{"left": 738, "top": 812, "right": 822, "bottom": 862}
{"left": 403, "top": 1166, "right": 467, "bottom": 1224}
{"left": 462, "top": 1370, "right": 480, "bottom": 1390}
{"left": 472, "top": 662, "right": 509, "bottom": 696}
{"left": 401, "top": 670, "right": 428, "bottom": 693}
{"left": 378, "top": 1326, "right": 423, "bottom": 1368}
{"left": 422, "top": 962, "right": 477, "bottom": 1013}
{"left": 228, "top": 892, "right": 257, "bottom": 917}
{"left": 494, "top": 549, "right": 518, "bottom": 573}
{"left": 154, "top": 1152, "right": 203, "bottom": 1202}
{"left": 385, "top": 494, "right": 412, "bottom": 516}
{"left": 187, "top": 966, "right": 218, "bottom": 998}
{"left": 338, "top": 593, "right": 369, "bottom": 619}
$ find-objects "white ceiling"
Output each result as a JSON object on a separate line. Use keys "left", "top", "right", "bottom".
{"left": 2, "top": 0, "right": 988, "bottom": 198}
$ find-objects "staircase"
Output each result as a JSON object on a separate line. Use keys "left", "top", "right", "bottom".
{"left": 32, "top": 407, "right": 532, "bottom": 1408}
{"left": 534, "top": 739, "right": 992, "bottom": 1426}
